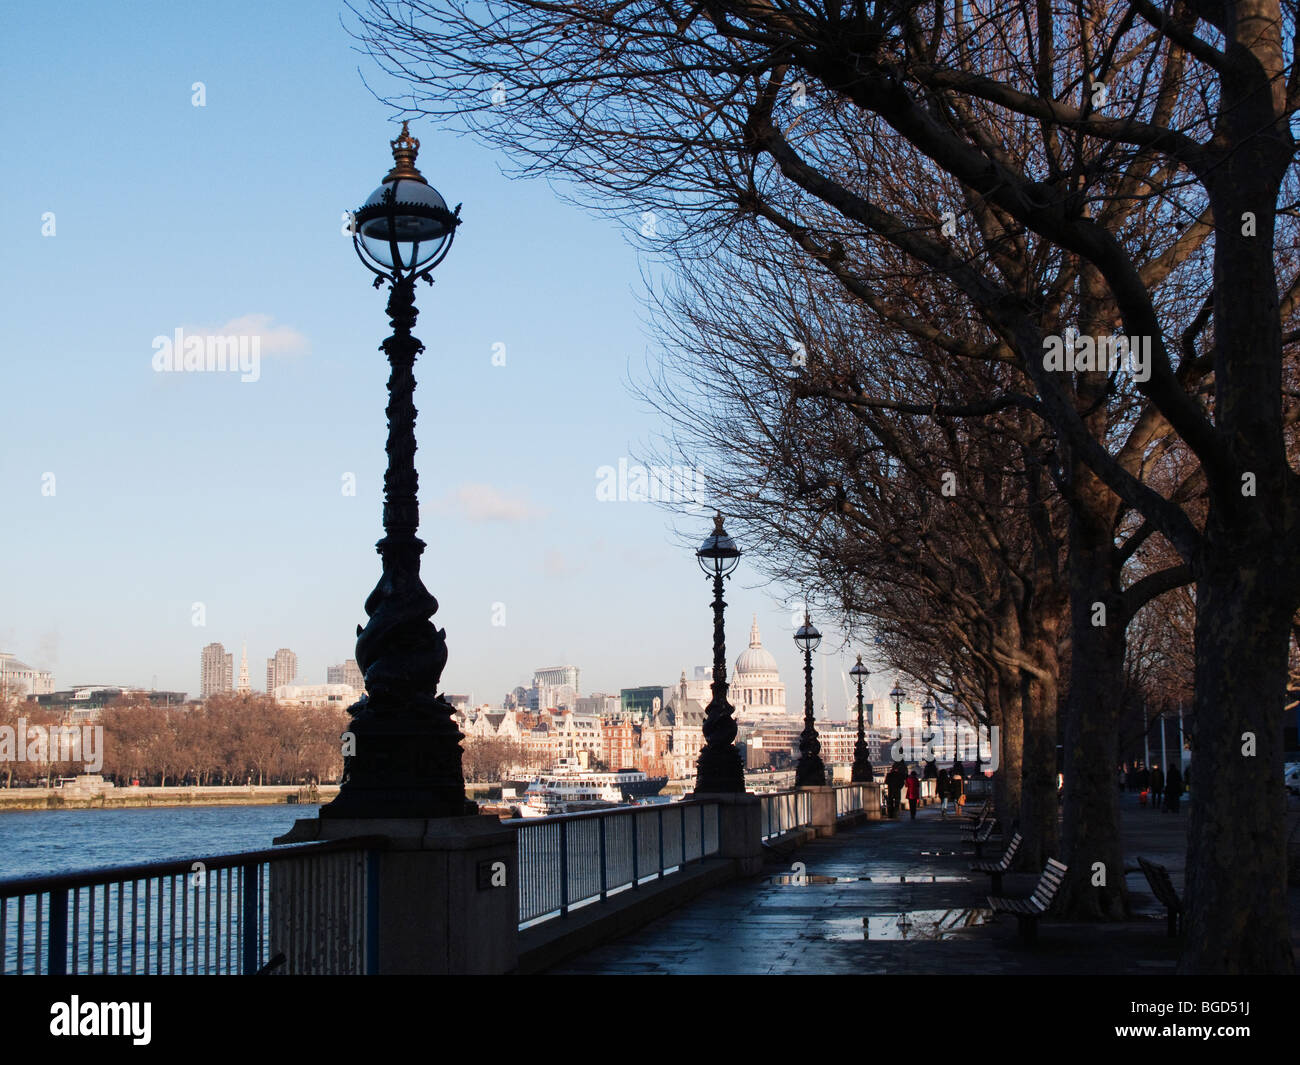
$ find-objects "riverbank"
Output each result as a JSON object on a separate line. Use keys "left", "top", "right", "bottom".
{"left": 0, "top": 780, "right": 508, "bottom": 811}
{"left": 0, "top": 784, "right": 340, "bottom": 811}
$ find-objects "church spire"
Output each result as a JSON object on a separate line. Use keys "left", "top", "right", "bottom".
{"left": 750, "top": 614, "right": 762, "bottom": 648}
{"left": 237, "top": 641, "right": 250, "bottom": 694}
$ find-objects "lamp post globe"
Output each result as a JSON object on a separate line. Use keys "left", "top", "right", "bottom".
{"left": 694, "top": 513, "right": 745, "bottom": 793}
{"left": 352, "top": 123, "right": 459, "bottom": 281}
{"left": 793, "top": 613, "right": 826, "bottom": 787}
{"left": 850, "top": 656, "right": 873, "bottom": 782}
{"left": 321, "top": 123, "right": 471, "bottom": 820}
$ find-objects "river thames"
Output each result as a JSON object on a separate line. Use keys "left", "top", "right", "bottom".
{"left": 0, "top": 804, "right": 322, "bottom": 880}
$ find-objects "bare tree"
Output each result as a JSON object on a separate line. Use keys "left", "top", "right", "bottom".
{"left": 351, "top": 0, "right": 1300, "bottom": 971}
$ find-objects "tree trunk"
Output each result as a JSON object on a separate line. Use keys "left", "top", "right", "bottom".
{"left": 1176, "top": 0, "right": 1297, "bottom": 974}
{"left": 996, "top": 667, "right": 1023, "bottom": 845}
{"left": 1179, "top": 526, "right": 1295, "bottom": 972}
{"left": 987, "top": 681, "right": 1011, "bottom": 826}
{"left": 1058, "top": 502, "right": 1129, "bottom": 918}
{"left": 1019, "top": 661, "right": 1060, "bottom": 870}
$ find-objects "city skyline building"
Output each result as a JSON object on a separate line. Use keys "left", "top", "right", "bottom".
{"left": 0, "top": 652, "right": 55, "bottom": 699}
{"left": 272, "top": 683, "right": 358, "bottom": 708}
{"left": 266, "top": 648, "right": 298, "bottom": 694}
{"left": 533, "top": 664, "right": 580, "bottom": 692}
{"left": 730, "top": 616, "right": 791, "bottom": 724}
{"left": 531, "top": 664, "right": 580, "bottom": 712}
{"left": 200, "top": 642, "right": 234, "bottom": 699}
{"left": 327, "top": 659, "right": 365, "bottom": 691}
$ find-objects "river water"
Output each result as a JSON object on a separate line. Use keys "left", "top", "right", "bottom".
{"left": 0, "top": 804, "right": 321, "bottom": 881}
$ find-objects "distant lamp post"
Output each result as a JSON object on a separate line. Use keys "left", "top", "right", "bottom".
{"left": 889, "top": 680, "right": 906, "bottom": 767}
{"left": 694, "top": 513, "right": 745, "bottom": 792}
{"left": 850, "top": 656, "right": 873, "bottom": 782}
{"left": 794, "top": 613, "right": 826, "bottom": 787}
{"left": 922, "top": 693, "right": 938, "bottom": 777}
{"left": 321, "top": 122, "right": 470, "bottom": 820}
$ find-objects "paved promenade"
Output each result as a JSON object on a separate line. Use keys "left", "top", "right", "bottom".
{"left": 549, "top": 793, "right": 1300, "bottom": 974}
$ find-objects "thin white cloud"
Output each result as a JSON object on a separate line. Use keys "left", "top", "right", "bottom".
{"left": 184, "top": 313, "right": 309, "bottom": 356}
{"left": 452, "top": 482, "right": 545, "bottom": 523}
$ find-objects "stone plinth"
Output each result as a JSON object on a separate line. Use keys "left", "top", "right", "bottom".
{"left": 802, "top": 786, "right": 837, "bottom": 837}
{"left": 862, "top": 782, "right": 884, "bottom": 819}
{"left": 273, "top": 814, "right": 517, "bottom": 974}
{"left": 687, "top": 792, "right": 763, "bottom": 875}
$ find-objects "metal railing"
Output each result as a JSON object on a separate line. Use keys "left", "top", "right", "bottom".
{"left": 833, "top": 782, "right": 873, "bottom": 817}
{"left": 513, "top": 801, "right": 721, "bottom": 927}
{"left": 759, "top": 790, "right": 813, "bottom": 841}
{"left": 0, "top": 838, "right": 382, "bottom": 976}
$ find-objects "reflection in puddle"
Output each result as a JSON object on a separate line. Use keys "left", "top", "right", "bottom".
{"left": 770, "top": 874, "right": 969, "bottom": 885}
{"left": 821, "top": 909, "right": 992, "bottom": 941}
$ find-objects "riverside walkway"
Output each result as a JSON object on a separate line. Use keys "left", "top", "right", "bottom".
{"left": 549, "top": 793, "right": 1300, "bottom": 974}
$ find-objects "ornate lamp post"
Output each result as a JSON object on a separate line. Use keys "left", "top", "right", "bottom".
{"left": 921, "top": 692, "right": 938, "bottom": 778}
{"left": 694, "top": 513, "right": 745, "bottom": 792}
{"left": 794, "top": 613, "right": 826, "bottom": 786}
{"left": 850, "top": 656, "right": 873, "bottom": 782}
{"left": 321, "top": 123, "right": 471, "bottom": 820}
{"left": 889, "top": 680, "right": 906, "bottom": 768}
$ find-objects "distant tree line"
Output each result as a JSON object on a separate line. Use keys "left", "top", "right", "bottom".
{"left": 0, "top": 692, "right": 347, "bottom": 787}
{"left": 461, "top": 736, "right": 546, "bottom": 783}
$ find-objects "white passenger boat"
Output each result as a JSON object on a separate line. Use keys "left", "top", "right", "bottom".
{"left": 509, "top": 766, "right": 666, "bottom": 818}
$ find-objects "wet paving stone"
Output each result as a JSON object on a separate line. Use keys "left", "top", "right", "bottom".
{"left": 546, "top": 794, "right": 1300, "bottom": 974}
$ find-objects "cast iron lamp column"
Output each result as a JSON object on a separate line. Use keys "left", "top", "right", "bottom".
{"left": 321, "top": 123, "right": 471, "bottom": 819}
{"left": 694, "top": 513, "right": 745, "bottom": 792}
{"left": 889, "top": 680, "right": 906, "bottom": 769}
{"left": 850, "top": 656, "right": 873, "bottom": 782}
{"left": 922, "top": 693, "right": 938, "bottom": 777}
{"left": 794, "top": 613, "right": 826, "bottom": 787}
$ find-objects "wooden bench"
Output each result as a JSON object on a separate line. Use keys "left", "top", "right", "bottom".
{"left": 1136, "top": 857, "right": 1183, "bottom": 938}
{"left": 961, "top": 798, "right": 992, "bottom": 825}
{"left": 960, "top": 819, "right": 996, "bottom": 857}
{"left": 970, "top": 832, "right": 1022, "bottom": 893}
{"left": 988, "top": 858, "right": 1067, "bottom": 944}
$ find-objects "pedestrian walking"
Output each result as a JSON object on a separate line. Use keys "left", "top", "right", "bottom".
{"left": 1149, "top": 763, "right": 1164, "bottom": 809}
{"left": 1163, "top": 765, "right": 1183, "bottom": 813}
{"left": 937, "top": 768, "right": 951, "bottom": 817}
{"left": 885, "top": 763, "right": 904, "bottom": 818}
{"left": 905, "top": 769, "right": 921, "bottom": 820}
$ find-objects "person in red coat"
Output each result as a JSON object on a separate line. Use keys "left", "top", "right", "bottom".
{"left": 905, "top": 770, "right": 921, "bottom": 820}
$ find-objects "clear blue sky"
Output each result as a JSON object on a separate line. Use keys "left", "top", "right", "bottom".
{"left": 0, "top": 0, "right": 899, "bottom": 718}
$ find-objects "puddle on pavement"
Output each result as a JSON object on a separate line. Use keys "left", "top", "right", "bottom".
{"left": 770, "top": 874, "right": 969, "bottom": 885}
{"left": 820, "top": 909, "right": 993, "bottom": 941}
